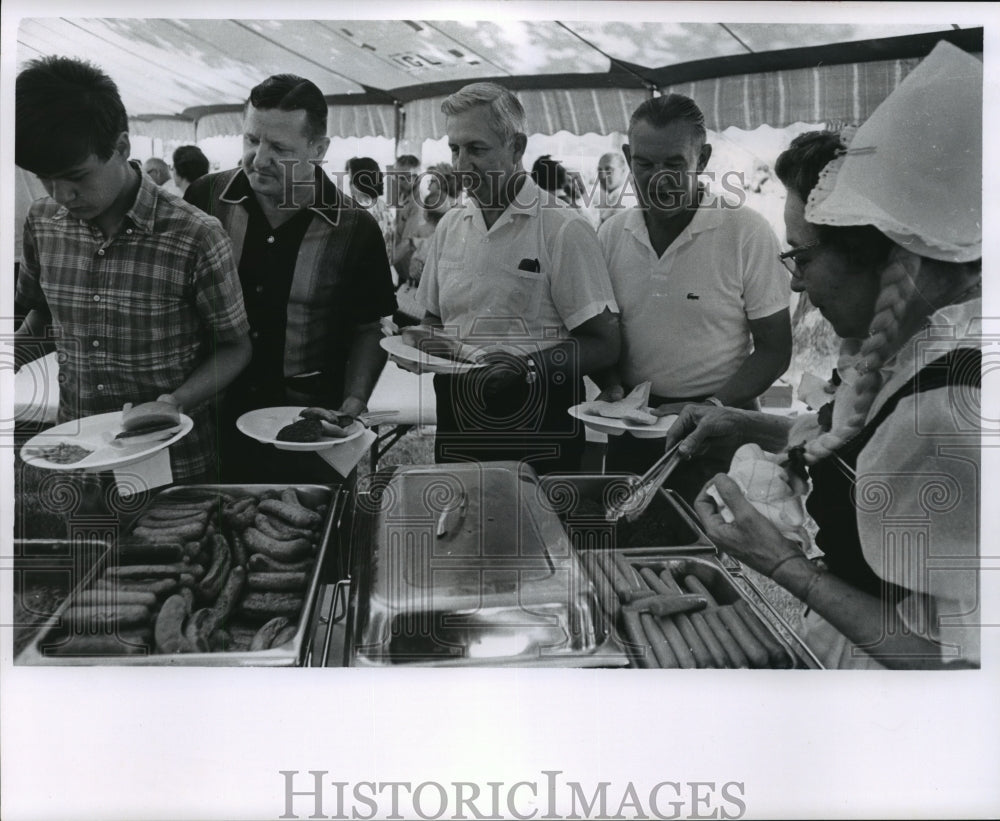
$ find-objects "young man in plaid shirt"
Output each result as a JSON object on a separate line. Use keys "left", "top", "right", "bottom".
{"left": 14, "top": 56, "right": 252, "bottom": 492}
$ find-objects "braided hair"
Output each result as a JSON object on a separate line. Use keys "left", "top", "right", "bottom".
{"left": 777, "top": 130, "right": 901, "bottom": 465}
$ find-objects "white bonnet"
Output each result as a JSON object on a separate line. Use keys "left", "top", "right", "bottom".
{"left": 806, "top": 41, "right": 982, "bottom": 263}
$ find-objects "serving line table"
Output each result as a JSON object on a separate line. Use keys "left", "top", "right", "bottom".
{"left": 365, "top": 361, "right": 437, "bottom": 469}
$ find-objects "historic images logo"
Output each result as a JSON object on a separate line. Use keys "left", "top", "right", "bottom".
{"left": 279, "top": 770, "right": 748, "bottom": 820}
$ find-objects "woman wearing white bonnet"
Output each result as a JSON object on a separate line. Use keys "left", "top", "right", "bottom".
{"left": 663, "top": 41, "right": 982, "bottom": 669}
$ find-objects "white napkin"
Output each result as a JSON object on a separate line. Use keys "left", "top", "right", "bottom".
{"left": 113, "top": 449, "right": 173, "bottom": 497}
{"left": 706, "top": 443, "right": 811, "bottom": 549}
{"left": 797, "top": 372, "right": 832, "bottom": 411}
{"left": 316, "top": 428, "right": 377, "bottom": 477}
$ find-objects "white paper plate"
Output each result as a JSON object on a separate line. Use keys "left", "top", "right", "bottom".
{"left": 568, "top": 404, "right": 678, "bottom": 439}
{"left": 236, "top": 407, "right": 365, "bottom": 451}
{"left": 20, "top": 411, "right": 193, "bottom": 472}
{"left": 380, "top": 335, "right": 486, "bottom": 375}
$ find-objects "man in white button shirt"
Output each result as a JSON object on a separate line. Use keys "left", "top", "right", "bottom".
{"left": 417, "top": 82, "right": 621, "bottom": 475}
{"left": 597, "top": 93, "right": 791, "bottom": 499}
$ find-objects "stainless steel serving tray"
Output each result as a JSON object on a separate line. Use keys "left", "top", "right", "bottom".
{"left": 345, "top": 462, "right": 629, "bottom": 668}
{"left": 17, "top": 484, "right": 349, "bottom": 667}
{"left": 537, "top": 473, "right": 823, "bottom": 669}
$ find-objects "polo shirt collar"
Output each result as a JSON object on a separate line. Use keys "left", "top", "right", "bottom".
{"left": 623, "top": 186, "right": 725, "bottom": 252}
{"left": 219, "top": 166, "right": 345, "bottom": 227}
{"left": 458, "top": 173, "right": 547, "bottom": 226}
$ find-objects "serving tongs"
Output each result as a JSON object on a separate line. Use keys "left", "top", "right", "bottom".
{"left": 604, "top": 442, "right": 684, "bottom": 523}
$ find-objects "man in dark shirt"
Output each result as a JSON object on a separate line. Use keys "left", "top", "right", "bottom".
{"left": 186, "top": 74, "right": 397, "bottom": 482}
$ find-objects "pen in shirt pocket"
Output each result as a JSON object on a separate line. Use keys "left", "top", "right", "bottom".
{"left": 517, "top": 257, "right": 541, "bottom": 273}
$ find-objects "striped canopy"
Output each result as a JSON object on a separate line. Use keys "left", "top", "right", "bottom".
{"left": 14, "top": 17, "right": 981, "bottom": 142}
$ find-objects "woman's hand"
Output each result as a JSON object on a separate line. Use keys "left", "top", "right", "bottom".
{"left": 662, "top": 403, "right": 749, "bottom": 462}
{"left": 693, "top": 474, "right": 802, "bottom": 576}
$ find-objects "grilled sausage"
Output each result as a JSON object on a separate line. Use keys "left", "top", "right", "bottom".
{"left": 154, "top": 593, "right": 191, "bottom": 653}
{"left": 247, "top": 572, "right": 309, "bottom": 592}
{"left": 248, "top": 553, "right": 314, "bottom": 574}
{"left": 731, "top": 600, "right": 792, "bottom": 668}
{"left": 254, "top": 512, "right": 315, "bottom": 542}
{"left": 640, "top": 613, "right": 680, "bottom": 668}
{"left": 71, "top": 589, "right": 158, "bottom": 609}
{"left": 250, "top": 617, "right": 292, "bottom": 651}
{"left": 259, "top": 496, "right": 322, "bottom": 528}
{"left": 63, "top": 604, "right": 152, "bottom": 629}
{"left": 238, "top": 592, "right": 304, "bottom": 621}
{"left": 242, "top": 527, "right": 312, "bottom": 562}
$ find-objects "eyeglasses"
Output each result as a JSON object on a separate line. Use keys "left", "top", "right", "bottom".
{"left": 779, "top": 240, "right": 822, "bottom": 275}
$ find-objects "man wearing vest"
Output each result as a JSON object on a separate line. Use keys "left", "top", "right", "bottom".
{"left": 186, "top": 74, "right": 397, "bottom": 482}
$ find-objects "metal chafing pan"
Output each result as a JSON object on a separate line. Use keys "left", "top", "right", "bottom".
{"left": 343, "top": 462, "right": 629, "bottom": 667}
{"left": 17, "top": 484, "right": 349, "bottom": 667}
{"left": 537, "top": 474, "right": 823, "bottom": 669}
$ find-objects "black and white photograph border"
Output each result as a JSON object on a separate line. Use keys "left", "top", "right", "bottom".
{"left": 1, "top": 1, "right": 998, "bottom": 819}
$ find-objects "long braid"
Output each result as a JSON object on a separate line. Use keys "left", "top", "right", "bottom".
{"left": 800, "top": 256, "right": 915, "bottom": 464}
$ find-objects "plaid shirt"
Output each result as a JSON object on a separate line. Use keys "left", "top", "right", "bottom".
{"left": 17, "top": 163, "right": 250, "bottom": 479}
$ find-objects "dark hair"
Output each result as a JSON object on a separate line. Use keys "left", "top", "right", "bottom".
{"left": 531, "top": 155, "right": 566, "bottom": 193}
{"left": 395, "top": 154, "right": 421, "bottom": 170}
{"left": 775, "top": 130, "right": 894, "bottom": 268}
{"left": 172, "top": 145, "right": 210, "bottom": 184}
{"left": 628, "top": 93, "right": 706, "bottom": 144}
{"left": 248, "top": 74, "right": 327, "bottom": 140}
{"left": 16, "top": 56, "right": 128, "bottom": 175}
{"left": 347, "top": 156, "right": 384, "bottom": 198}
{"left": 774, "top": 131, "right": 844, "bottom": 204}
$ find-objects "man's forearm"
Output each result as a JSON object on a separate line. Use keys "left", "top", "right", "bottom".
{"left": 166, "top": 337, "right": 251, "bottom": 410}
{"left": 548, "top": 309, "right": 621, "bottom": 377}
{"left": 341, "top": 323, "right": 388, "bottom": 411}
{"left": 712, "top": 348, "right": 789, "bottom": 408}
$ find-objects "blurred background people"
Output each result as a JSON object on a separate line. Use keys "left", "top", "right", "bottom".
{"left": 171, "top": 144, "right": 210, "bottom": 195}
{"left": 395, "top": 162, "right": 460, "bottom": 326}
{"left": 532, "top": 154, "right": 598, "bottom": 225}
{"left": 143, "top": 156, "right": 180, "bottom": 194}
{"left": 596, "top": 150, "right": 631, "bottom": 225}
{"left": 347, "top": 156, "right": 394, "bottom": 256}
{"left": 390, "top": 153, "right": 429, "bottom": 283}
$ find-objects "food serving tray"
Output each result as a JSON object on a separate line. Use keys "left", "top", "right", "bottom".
{"left": 344, "top": 462, "right": 629, "bottom": 667}
{"left": 17, "top": 484, "right": 349, "bottom": 667}
{"left": 537, "top": 473, "right": 823, "bottom": 669}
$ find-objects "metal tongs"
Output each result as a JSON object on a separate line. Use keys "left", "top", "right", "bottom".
{"left": 604, "top": 442, "right": 684, "bottom": 523}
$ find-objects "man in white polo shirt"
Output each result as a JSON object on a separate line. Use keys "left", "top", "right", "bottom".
{"left": 597, "top": 93, "right": 791, "bottom": 499}
{"left": 417, "top": 82, "right": 621, "bottom": 475}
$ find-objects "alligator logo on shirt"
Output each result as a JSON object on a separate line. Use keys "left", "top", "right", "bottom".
{"left": 686, "top": 292, "right": 700, "bottom": 300}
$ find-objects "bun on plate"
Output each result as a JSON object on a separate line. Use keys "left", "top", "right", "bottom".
{"left": 115, "top": 401, "right": 181, "bottom": 443}
{"left": 578, "top": 382, "right": 656, "bottom": 424}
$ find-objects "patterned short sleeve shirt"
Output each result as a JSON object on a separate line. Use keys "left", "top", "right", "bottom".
{"left": 16, "top": 164, "right": 250, "bottom": 479}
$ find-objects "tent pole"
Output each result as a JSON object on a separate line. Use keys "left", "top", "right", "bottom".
{"left": 394, "top": 102, "right": 404, "bottom": 156}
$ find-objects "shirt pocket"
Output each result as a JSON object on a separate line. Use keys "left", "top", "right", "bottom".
{"left": 496, "top": 265, "right": 545, "bottom": 320}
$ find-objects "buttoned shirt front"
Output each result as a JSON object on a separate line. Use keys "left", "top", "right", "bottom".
{"left": 185, "top": 167, "right": 396, "bottom": 411}
{"left": 418, "top": 177, "right": 618, "bottom": 347}
{"left": 17, "top": 163, "right": 250, "bottom": 479}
